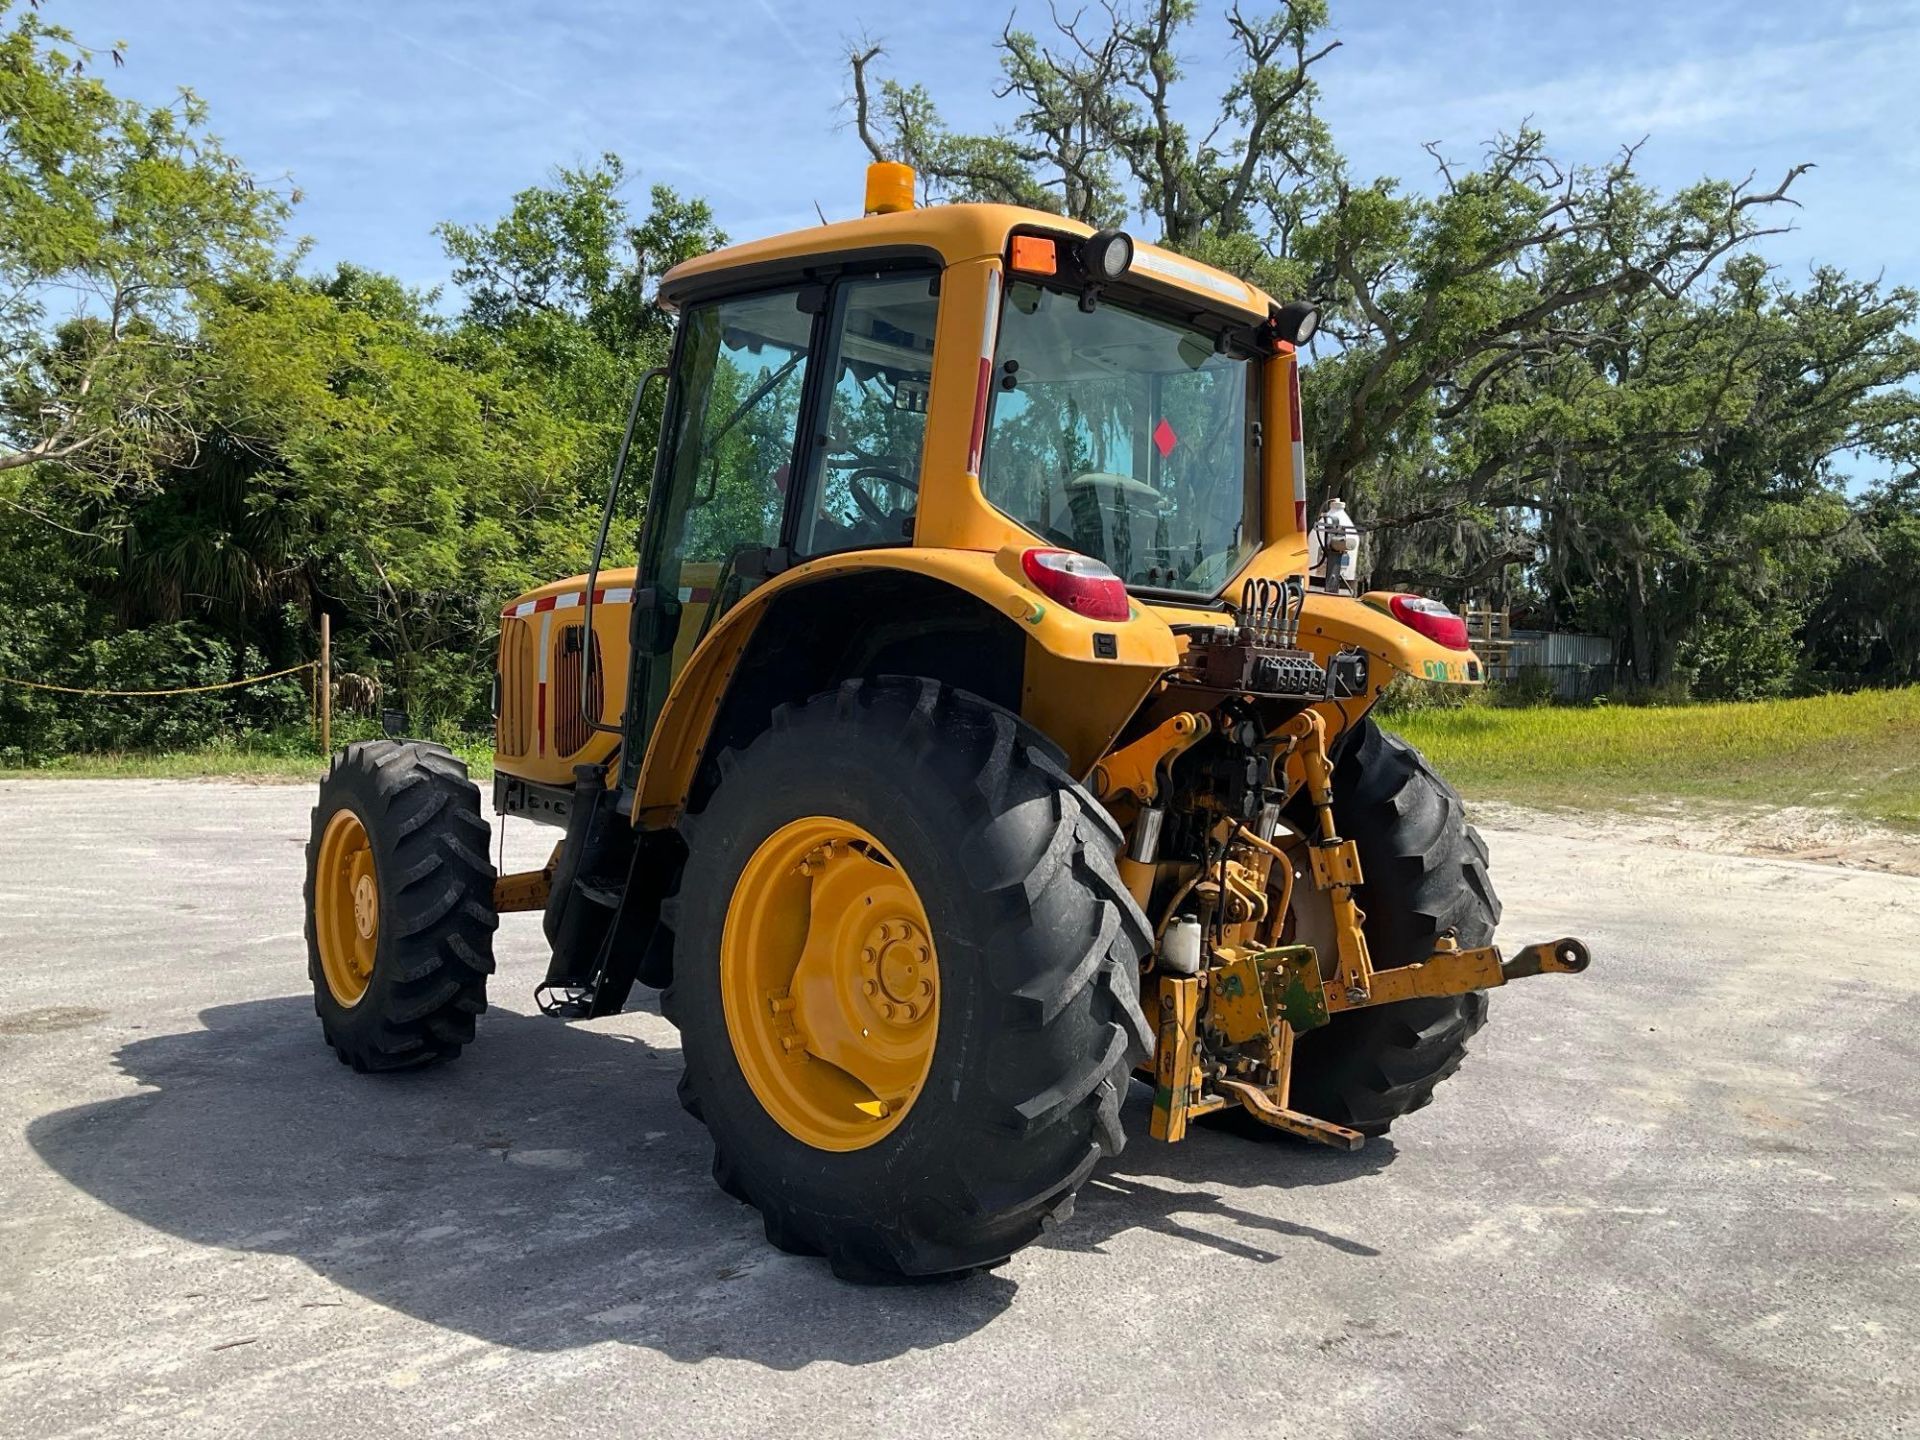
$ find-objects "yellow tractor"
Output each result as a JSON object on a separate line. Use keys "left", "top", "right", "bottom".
{"left": 304, "top": 163, "right": 1590, "bottom": 1282}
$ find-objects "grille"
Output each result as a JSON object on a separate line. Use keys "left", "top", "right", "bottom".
{"left": 495, "top": 617, "right": 534, "bottom": 757}
{"left": 552, "top": 623, "right": 603, "bottom": 758}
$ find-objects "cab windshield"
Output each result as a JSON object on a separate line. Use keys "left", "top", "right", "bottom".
{"left": 981, "top": 281, "right": 1260, "bottom": 597}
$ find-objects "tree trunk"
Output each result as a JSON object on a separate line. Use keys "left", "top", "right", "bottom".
{"left": 1625, "top": 566, "right": 1654, "bottom": 685}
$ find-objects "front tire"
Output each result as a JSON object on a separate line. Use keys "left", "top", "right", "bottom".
{"left": 662, "top": 678, "right": 1153, "bottom": 1282}
{"left": 304, "top": 740, "right": 497, "bottom": 1071}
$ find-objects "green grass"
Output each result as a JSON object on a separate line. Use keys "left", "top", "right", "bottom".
{"left": 7, "top": 690, "right": 1918, "bottom": 835}
{"left": 1389, "top": 686, "right": 1920, "bottom": 831}
{"left": 0, "top": 729, "right": 495, "bottom": 784}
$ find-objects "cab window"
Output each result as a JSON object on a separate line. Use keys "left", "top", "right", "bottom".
{"left": 638, "top": 288, "right": 812, "bottom": 704}
{"left": 795, "top": 272, "right": 940, "bottom": 557}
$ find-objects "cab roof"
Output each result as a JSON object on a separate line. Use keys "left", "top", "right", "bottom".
{"left": 656, "top": 201, "right": 1277, "bottom": 323}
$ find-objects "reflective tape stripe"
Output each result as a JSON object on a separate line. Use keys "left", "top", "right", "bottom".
{"left": 1289, "top": 351, "right": 1307, "bottom": 531}
{"left": 1131, "top": 246, "right": 1256, "bottom": 306}
{"left": 535, "top": 611, "right": 553, "bottom": 754}
{"left": 967, "top": 267, "right": 1001, "bottom": 478}
{"left": 504, "top": 586, "right": 636, "bottom": 619}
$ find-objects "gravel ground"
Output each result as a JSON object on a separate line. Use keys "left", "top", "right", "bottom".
{"left": 0, "top": 777, "right": 1914, "bottom": 1439}
{"left": 1473, "top": 797, "right": 1920, "bottom": 878}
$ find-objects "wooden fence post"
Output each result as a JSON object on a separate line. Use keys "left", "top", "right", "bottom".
{"left": 320, "top": 612, "right": 332, "bottom": 757}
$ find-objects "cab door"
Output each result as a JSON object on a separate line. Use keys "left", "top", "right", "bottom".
{"left": 621, "top": 286, "right": 818, "bottom": 779}
{"left": 621, "top": 269, "right": 942, "bottom": 783}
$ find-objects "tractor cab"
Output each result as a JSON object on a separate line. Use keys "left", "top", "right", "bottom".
{"left": 489, "top": 168, "right": 1348, "bottom": 830}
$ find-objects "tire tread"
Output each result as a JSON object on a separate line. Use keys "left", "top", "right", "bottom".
{"left": 1287, "top": 720, "right": 1499, "bottom": 1135}
{"left": 304, "top": 740, "right": 497, "bottom": 1072}
{"left": 664, "top": 678, "right": 1151, "bottom": 1280}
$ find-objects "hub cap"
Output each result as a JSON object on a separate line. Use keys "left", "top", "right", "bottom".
{"left": 315, "top": 809, "right": 378, "bottom": 1006}
{"left": 720, "top": 816, "right": 940, "bottom": 1151}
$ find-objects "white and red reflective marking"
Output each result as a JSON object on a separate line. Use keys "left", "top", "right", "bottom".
{"left": 1286, "top": 347, "right": 1308, "bottom": 530}
{"left": 502, "top": 586, "right": 633, "bottom": 619}
{"left": 966, "top": 267, "right": 1001, "bottom": 478}
{"left": 503, "top": 586, "right": 633, "bottom": 755}
{"left": 534, "top": 611, "right": 552, "bottom": 755}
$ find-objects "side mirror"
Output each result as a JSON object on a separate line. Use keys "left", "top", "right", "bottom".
{"left": 631, "top": 587, "right": 682, "bottom": 657}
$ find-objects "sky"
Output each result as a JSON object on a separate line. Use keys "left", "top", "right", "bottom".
{"left": 69, "top": 0, "right": 1920, "bottom": 300}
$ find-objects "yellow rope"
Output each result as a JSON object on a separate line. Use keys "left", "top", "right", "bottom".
{"left": 0, "top": 660, "right": 319, "bottom": 697}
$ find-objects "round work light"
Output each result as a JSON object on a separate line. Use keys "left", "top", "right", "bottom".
{"left": 1080, "top": 229, "right": 1135, "bottom": 282}
{"left": 1275, "top": 299, "right": 1320, "bottom": 345}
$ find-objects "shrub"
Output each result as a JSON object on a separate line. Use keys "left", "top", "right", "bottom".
{"left": 0, "top": 623, "right": 310, "bottom": 760}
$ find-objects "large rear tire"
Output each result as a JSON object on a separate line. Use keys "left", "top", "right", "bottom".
{"left": 304, "top": 740, "right": 497, "bottom": 1071}
{"left": 1285, "top": 718, "right": 1501, "bottom": 1135}
{"left": 662, "top": 678, "right": 1153, "bottom": 1282}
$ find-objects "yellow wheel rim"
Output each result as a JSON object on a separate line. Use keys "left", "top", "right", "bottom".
{"left": 315, "top": 808, "right": 379, "bottom": 1007}
{"left": 720, "top": 816, "right": 940, "bottom": 1152}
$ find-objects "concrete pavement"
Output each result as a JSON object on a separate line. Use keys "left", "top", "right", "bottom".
{"left": 0, "top": 778, "right": 1914, "bottom": 1438}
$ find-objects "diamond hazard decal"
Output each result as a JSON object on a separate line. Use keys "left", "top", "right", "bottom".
{"left": 1152, "top": 417, "right": 1177, "bottom": 458}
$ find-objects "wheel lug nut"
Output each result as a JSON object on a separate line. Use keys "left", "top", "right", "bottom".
{"left": 863, "top": 980, "right": 877, "bottom": 996}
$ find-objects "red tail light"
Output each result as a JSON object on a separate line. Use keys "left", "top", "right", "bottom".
{"left": 1387, "top": 594, "right": 1469, "bottom": 650}
{"left": 1021, "top": 549, "right": 1130, "bottom": 621}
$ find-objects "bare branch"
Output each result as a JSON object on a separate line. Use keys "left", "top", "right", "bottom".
{"left": 847, "top": 43, "right": 889, "bottom": 163}
{"left": 0, "top": 493, "right": 104, "bottom": 538}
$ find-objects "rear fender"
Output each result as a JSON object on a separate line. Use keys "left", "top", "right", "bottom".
{"left": 1274, "top": 591, "right": 1485, "bottom": 748}
{"left": 1297, "top": 590, "right": 1485, "bottom": 688}
{"left": 630, "top": 546, "right": 1177, "bottom": 826}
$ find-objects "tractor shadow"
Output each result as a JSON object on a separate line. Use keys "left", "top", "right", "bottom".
{"left": 27, "top": 993, "right": 1391, "bottom": 1369}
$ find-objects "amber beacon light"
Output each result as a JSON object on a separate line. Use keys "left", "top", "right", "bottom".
{"left": 864, "top": 161, "right": 916, "bottom": 215}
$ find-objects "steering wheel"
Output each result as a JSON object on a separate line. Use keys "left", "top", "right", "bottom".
{"left": 1179, "top": 547, "right": 1239, "bottom": 591}
{"left": 1059, "top": 471, "right": 1174, "bottom": 512}
{"left": 845, "top": 466, "right": 918, "bottom": 525}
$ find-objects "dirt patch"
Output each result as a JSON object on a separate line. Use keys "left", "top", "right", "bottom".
{"left": 0, "top": 1005, "right": 109, "bottom": 1036}
{"left": 1472, "top": 798, "right": 1920, "bottom": 877}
